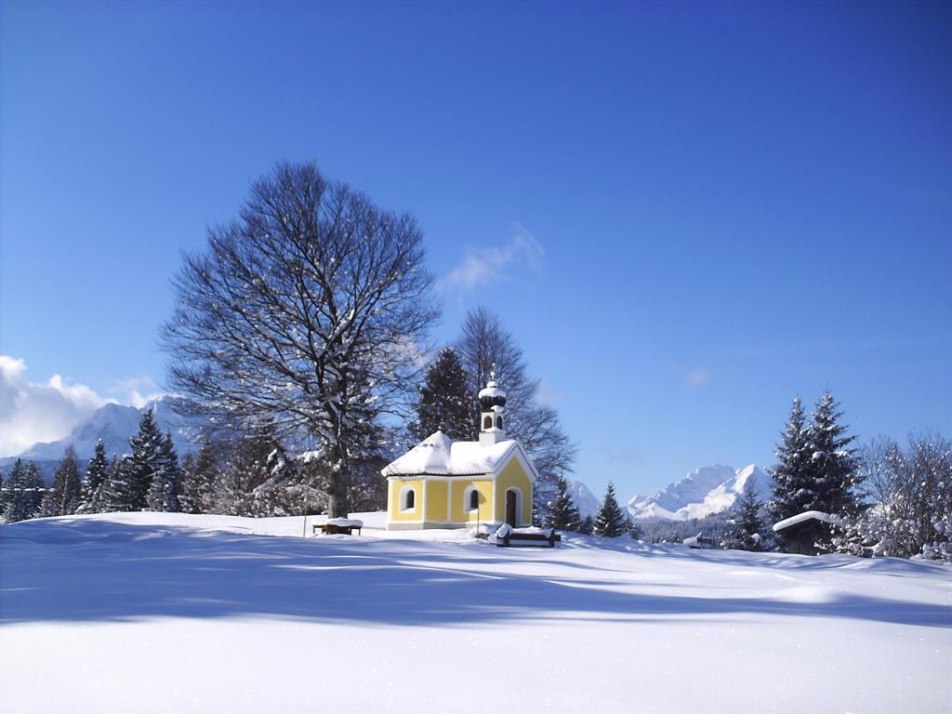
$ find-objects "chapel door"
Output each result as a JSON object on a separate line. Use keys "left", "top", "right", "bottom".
{"left": 505, "top": 490, "right": 517, "bottom": 526}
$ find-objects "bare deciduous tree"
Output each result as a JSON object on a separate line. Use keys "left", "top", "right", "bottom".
{"left": 456, "top": 307, "right": 576, "bottom": 519}
{"left": 845, "top": 434, "right": 952, "bottom": 560}
{"left": 161, "top": 162, "right": 438, "bottom": 516}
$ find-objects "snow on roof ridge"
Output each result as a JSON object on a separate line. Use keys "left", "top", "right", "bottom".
{"left": 772, "top": 510, "right": 845, "bottom": 532}
{"left": 381, "top": 432, "right": 519, "bottom": 477}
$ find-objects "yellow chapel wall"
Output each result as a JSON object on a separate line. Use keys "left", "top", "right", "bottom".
{"left": 449, "top": 478, "right": 494, "bottom": 524}
{"left": 494, "top": 456, "right": 533, "bottom": 526}
{"left": 425, "top": 479, "right": 449, "bottom": 522}
{"left": 387, "top": 478, "right": 424, "bottom": 525}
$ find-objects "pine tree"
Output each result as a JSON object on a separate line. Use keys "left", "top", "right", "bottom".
{"left": 213, "top": 435, "right": 281, "bottom": 516}
{"left": 807, "top": 391, "right": 859, "bottom": 517}
{"left": 179, "top": 442, "right": 221, "bottom": 514}
{"left": 77, "top": 439, "right": 109, "bottom": 514}
{"left": 41, "top": 447, "right": 82, "bottom": 517}
{"left": 3, "top": 459, "right": 45, "bottom": 522}
{"left": 248, "top": 441, "right": 308, "bottom": 517}
{"left": 146, "top": 432, "right": 182, "bottom": 512}
{"left": 769, "top": 396, "right": 815, "bottom": 523}
{"left": 543, "top": 474, "right": 581, "bottom": 531}
{"left": 770, "top": 392, "right": 860, "bottom": 552}
{"left": 0, "top": 468, "right": 7, "bottom": 515}
{"left": 579, "top": 515, "right": 594, "bottom": 535}
{"left": 24, "top": 462, "right": 44, "bottom": 518}
{"left": 125, "top": 409, "right": 166, "bottom": 510}
{"left": 100, "top": 457, "right": 130, "bottom": 512}
{"left": 412, "top": 347, "right": 472, "bottom": 441}
{"left": 2, "top": 459, "right": 24, "bottom": 521}
{"left": 722, "top": 480, "right": 765, "bottom": 551}
{"left": 593, "top": 482, "right": 628, "bottom": 537}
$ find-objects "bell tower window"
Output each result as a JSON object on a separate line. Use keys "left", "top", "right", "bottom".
{"left": 478, "top": 365, "right": 508, "bottom": 446}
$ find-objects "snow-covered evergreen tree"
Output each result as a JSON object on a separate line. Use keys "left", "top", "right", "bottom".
{"left": 3, "top": 459, "right": 45, "bottom": 522}
{"left": 212, "top": 435, "right": 281, "bottom": 516}
{"left": 543, "top": 474, "right": 581, "bottom": 531}
{"left": 771, "top": 391, "right": 859, "bottom": 552}
{"left": 99, "top": 457, "right": 131, "bottom": 512}
{"left": 722, "top": 480, "right": 765, "bottom": 551}
{"left": 179, "top": 442, "right": 221, "bottom": 514}
{"left": 412, "top": 346, "right": 472, "bottom": 441}
{"left": 41, "top": 447, "right": 82, "bottom": 517}
{"left": 579, "top": 514, "right": 594, "bottom": 535}
{"left": 125, "top": 409, "right": 165, "bottom": 510}
{"left": 2, "top": 459, "right": 24, "bottom": 522}
{"left": 593, "top": 482, "right": 628, "bottom": 537}
{"left": 77, "top": 439, "right": 109, "bottom": 514}
{"left": 250, "top": 442, "right": 314, "bottom": 517}
{"left": 769, "top": 396, "right": 815, "bottom": 523}
{"left": 146, "top": 432, "right": 182, "bottom": 512}
{"left": 806, "top": 391, "right": 860, "bottom": 517}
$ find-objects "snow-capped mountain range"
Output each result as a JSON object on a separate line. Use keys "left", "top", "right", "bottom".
{"left": 627, "top": 464, "right": 772, "bottom": 521}
{"left": 0, "top": 396, "right": 206, "bottom": 476}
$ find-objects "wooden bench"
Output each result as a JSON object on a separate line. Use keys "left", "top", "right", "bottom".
{"left": 312, "top": 520, "right": 362, "bottom": 536}
{"left": 496, "top": 528, "right": 561, "bottom": 548}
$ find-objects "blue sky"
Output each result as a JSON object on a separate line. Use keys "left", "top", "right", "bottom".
{"left": 2, "top": 0, "right": 950, "bottom": 501}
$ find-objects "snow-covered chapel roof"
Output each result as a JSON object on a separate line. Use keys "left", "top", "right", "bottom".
{"left": 381, "top": 430, "right": 536, "bottom": 479}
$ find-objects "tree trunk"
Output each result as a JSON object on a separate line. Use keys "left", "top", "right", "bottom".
{"left": 327, "top": 443, "right": 351, "bottom": 518}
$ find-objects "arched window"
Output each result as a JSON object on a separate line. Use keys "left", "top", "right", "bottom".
{"left": 469, "top": 488, "right": 479, "bottom": 510}
{"left": 400, "top": 487, "right": 416, "bottom": 512}
{"left": 495, "top": 416, "right": 503, "bottom": 430}
{"left": 483, "top": 415, "right": 493, "bottom": 430}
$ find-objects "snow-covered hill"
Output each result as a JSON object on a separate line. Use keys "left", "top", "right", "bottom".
{"left": 1, "top": 512, "right": 948, "bottom": 714}
{"left": 0, "top": 396, "right": 206, "bottom": 475}
{"left": 628, "top": 464, "right": 772, "bottom": 521}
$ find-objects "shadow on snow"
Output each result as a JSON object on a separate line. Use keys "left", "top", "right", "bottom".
{"left": 1, "top": 518, "right": 948, "bottom": 628}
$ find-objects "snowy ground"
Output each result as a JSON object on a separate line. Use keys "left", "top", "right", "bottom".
{"left": 1, "top": 512, "right": 950, "bottom": 714}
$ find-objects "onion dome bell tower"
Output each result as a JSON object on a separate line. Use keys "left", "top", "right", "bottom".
{"left": 478, "top": 366, "right": 507, "bottom": 447}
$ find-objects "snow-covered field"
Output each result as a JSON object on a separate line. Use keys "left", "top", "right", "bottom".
{"left": 1, "top": 512, "right": 950, "bottom": 714}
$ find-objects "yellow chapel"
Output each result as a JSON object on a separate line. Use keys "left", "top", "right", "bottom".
{"left": 382, "top": 372, "right": 538, "bottom": 530}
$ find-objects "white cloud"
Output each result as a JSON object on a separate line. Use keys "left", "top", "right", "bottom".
{"left": 0, "top": 355, "right": 110, "bottom": 457}
{"left": 599, "top": 443, "right": 649, "bottom": 468}
{"left": 438, "top": 226, "right": 544, "bottom": 292}
{"left": 109, "top": 376, "right": 166, "bottom": 409}
{"left": 684, "top": 368, "right": 711, "bottom": 387}
{"left": 668, "top": 363, "right": 712, "bottom": 388}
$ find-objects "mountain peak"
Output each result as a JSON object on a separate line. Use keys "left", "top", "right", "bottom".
{"left": 628, "top": 464, "right": 772, "bottom": 521}
{"left": 2, "top": 396, "right": 206, "bottom": 473}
